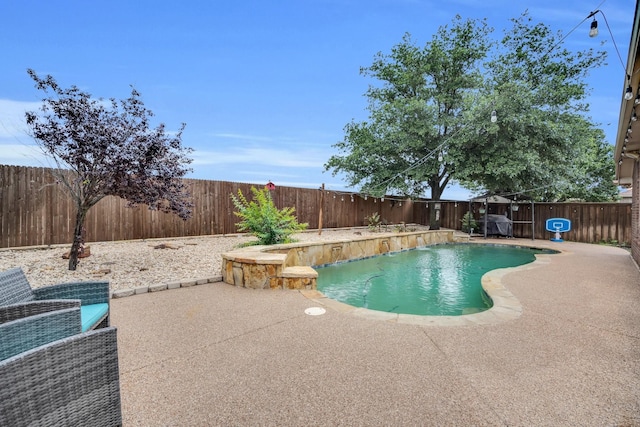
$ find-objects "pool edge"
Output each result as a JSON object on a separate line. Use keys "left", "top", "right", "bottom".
{"left": 302, "top": 239, "right": 567, "bottom": 327}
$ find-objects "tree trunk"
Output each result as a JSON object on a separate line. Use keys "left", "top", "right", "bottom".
{"left": 68, "top": 208, "right": 87, "bottom": 271}
{"left": 429, "top": 180, "right": 443, "bottom": 230}
{"left": 429, "top": 202, "right": 440, "bottom": 230}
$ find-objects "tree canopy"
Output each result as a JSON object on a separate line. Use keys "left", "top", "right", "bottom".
{"left": 26, "top": 70, "right": 193, "bottom": 270}
{"left": 453, "top": 14, "right": 614, "bottom": 201}
{"left": 325, "top": 13, "right": 617, "bottom": 211}
{"left": 326, "top": 16, "right": 492, "bottom": 202}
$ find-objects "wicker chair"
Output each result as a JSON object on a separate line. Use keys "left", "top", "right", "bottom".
{"left": 0, "top": 326, "right": 122, "bottom": 426}
{"left": 0, "top": 301, "right": 82, "bottom": 361}
{"left": 0, "top": 267, "right": 110, "bottom": 332}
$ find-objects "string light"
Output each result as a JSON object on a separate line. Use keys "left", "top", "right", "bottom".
{"left": 589, "top": 19, "right": 598, "bottom": 37}
{"left": 625, "top": 85, "right": 634, "bottom": 101}
{"left": 585, "top": 8, "right": 626, "bottom": 74}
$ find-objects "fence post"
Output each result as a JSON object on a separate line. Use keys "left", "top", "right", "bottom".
{"left": 318, "top": 183, "right": 324, "bottom": 235}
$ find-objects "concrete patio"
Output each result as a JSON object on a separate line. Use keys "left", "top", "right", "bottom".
{"left": 111, "top": 239, "right": 640, "bottom": 426}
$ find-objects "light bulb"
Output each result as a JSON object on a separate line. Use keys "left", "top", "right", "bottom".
{"left": 625, "top": 86, "right": 634, "bottom": 101}
{"left": 635, "top": 94, "right": 640, "bottom": 105}
{"left": 589, "top": 20, "right": 598, "bottom": 38}
{"left": 490, "top": 110, "right": 497, "bottom": 123}
{"left": 633, "top": 110, "right": 638, "bottom": 122}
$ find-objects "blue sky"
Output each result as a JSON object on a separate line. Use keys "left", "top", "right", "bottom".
{"left": 0, "top": 0, "right": 633, "bottom": 200}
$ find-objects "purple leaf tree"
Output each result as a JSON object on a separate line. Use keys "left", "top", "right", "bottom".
{"left": 25, "top": 69, "right": 194, "bottom": 270}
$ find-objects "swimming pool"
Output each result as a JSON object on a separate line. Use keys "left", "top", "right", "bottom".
{"left": 316, "top": 244, "right": 553, "bottom": 316}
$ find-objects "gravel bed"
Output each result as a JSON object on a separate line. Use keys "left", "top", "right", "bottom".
{"left": 0, "top": 227, "right": 419, "bottom": 292}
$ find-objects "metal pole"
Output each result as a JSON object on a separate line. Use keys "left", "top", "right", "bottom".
{"left": 531, "top": 200, "right": 535, "bottom": 241}
{"left": 318, "top": 183, "right": 324, "bottom": 235}
{"left": 468, "top": 200, "right": 472, "bottom": 236}
{"left": 483, "top": 197, "right": 488, "bottom": 239}
{"left": 509, "top": 200, "right": 513, "bottom": 238}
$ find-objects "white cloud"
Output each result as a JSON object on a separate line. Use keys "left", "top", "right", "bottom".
{"left": 235, "top": 169, "right": 305, "bottom": 179}
{"left": 0, "top": 99, "right": 40, "bottom": 139}
{"left": 210, "top": 133, "right": 274, "bottom": 142}
{"left": 0, "top": 144, "right": 50, "bottom": 167}
{"left": 191, "top": 147, "right": 326, "bottom": 168}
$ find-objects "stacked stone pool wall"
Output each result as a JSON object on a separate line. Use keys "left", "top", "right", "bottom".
{"left": 221, "top": 230, "right": 464, "bottom": 290}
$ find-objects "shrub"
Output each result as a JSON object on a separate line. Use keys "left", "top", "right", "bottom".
{"left": 460, "top": 211, "right": 478, "bottom": 233}
{"left": 365, "top": 212, "right": 381, "bottom": 231}
{"left": 231, "top": 187, "right": 308, "bottom": 245}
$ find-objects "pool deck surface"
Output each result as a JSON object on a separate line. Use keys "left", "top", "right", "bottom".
{"left": 112, "top": 238, "right": 640, "bottom": 426}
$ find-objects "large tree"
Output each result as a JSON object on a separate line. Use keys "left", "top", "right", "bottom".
{"left": 326, "top": 13, "right": 614, "bottom": 224}
{"left": 453, "top": 14, "right": 612, "bottom": 201}
{"left": 25, "top": 70, "right": 194, "bottom": 270}
{"left": 558, "top": 123, "right": 618, "bottom": 202}
{"left": 325, "top": 16, "right": 492, "bottom": 228}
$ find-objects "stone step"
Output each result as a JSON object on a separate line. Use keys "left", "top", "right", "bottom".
{"left": 282, "top": 266, "right": 318, "bottom": 279}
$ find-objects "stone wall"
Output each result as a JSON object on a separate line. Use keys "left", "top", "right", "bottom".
{"left": 221, "top": 230, "right": 462, "bottom": 290}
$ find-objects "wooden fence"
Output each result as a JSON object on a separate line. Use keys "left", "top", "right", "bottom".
{"left": 434, "top": 200, "right": 632, "bottom": 244}
{"left": 0, "top": 165, "right": 632, "bottom": 248}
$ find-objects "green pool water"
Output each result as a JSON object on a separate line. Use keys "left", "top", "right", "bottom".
{"left": 316, "top": 243, "right": 551, "bottom": 316}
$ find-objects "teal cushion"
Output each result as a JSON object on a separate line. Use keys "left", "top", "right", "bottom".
{"left": 80, "top": 303, "right": 109, "bottom": 332}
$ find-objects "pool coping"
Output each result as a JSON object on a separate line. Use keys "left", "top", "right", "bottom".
{"left": 220, "top": 229, "right": 460, "bottom": 290}
{"left": 300, "top": 239, "right": 567, "bottom": 326}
